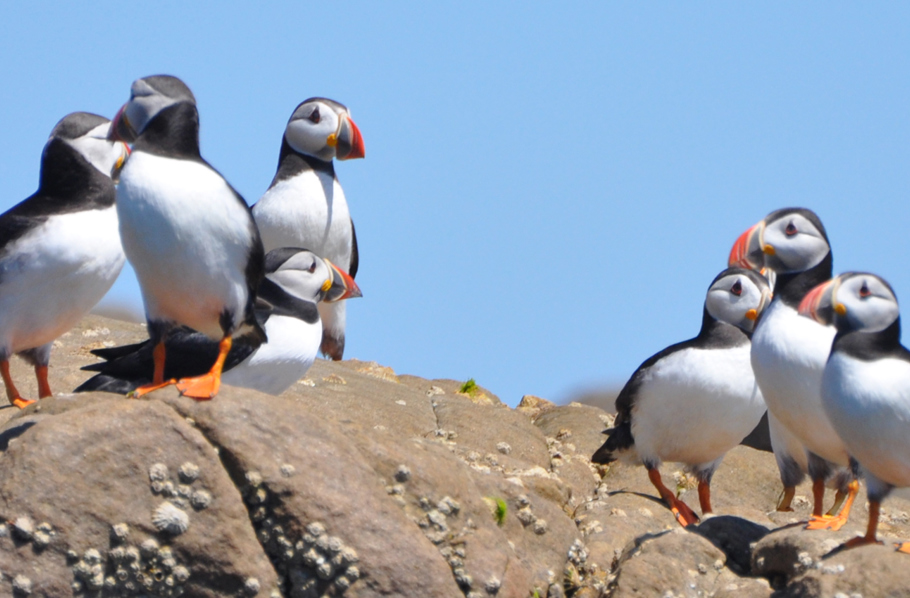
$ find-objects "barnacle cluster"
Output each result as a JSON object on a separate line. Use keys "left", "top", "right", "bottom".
{"left": 7, "top": 517, "right": 56, "bottom": 551}
{"left": 147, "top": 462, "right": 211, "bottom": 536}
{"left": 242, "top": 470, "right": 360, "bottom": 596}
{"left": 70, "top": 528, "right": 190, "bottom": 597}
{"left": 514, "top": 495, "right": 547, "bottom": 535}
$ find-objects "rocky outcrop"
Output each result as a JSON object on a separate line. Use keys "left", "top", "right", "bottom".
{"left": 0, "top": 315, "right": 907, "bottom": 597}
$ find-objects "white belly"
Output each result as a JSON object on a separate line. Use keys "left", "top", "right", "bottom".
{"left": 751, "top": 300, "right": 849, "bottom": 465}
{"left": 823, "top": 353, "right": 910, "bottom": 488}
{"left": 254, "top": 171, "right": 352, "bottom": 269}
{"left": 117, "top": 152, "right": 255, "bottom": 338}
{"left": 222, "top": 315, "right": 320, "bottom": 395}
{"left": 0, "top": 207, "right": 125, "bottom": 354}
{"left": 631, "top": 344, "right": 766, "bottom": 466}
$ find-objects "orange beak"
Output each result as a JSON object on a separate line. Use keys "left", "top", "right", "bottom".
{"left": 798, "top": 278, "right": 836, "bottom": 324}
{"left": 729, "top": 222, "right": 764, "bottom": 270}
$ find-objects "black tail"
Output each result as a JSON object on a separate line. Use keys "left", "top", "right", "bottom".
{"left": 74, "top": 374, "right": 142, "bottom": 395}
{"left": 591, "top": 421, "right": 634, "bottom": 464}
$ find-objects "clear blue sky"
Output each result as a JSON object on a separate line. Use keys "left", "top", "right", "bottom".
{"left": 1, "top": 4, "right": 909, "bottom": 406}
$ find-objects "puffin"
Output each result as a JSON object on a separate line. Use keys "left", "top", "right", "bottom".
{"left": 108, "top": 75, "right": 265, "bottom": 400}
{"left": 727, "top": 236, "right": 851, "bottom": 513}
{"left": 592, "top": 267, "right": 771, "bottom": 526}
{"left": 729, "top": 207, "right": 858, "bottom": 529}
{"left": 0, "top": 112, "right": 128, "bottom": 408}
{"left": 799, "top": 272, "right": 910, "bottom": 552}
{"left": 75, "top": 248, "right": 361, "bottom": 396}
{"left": 252, "top": 97, "right": 365, "bottom": 361}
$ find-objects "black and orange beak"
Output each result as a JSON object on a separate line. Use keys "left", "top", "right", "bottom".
{"left": 323, "top": 259, "right": 362, "bottom": 302}
{"left": 332, "top": 114, "right": 365, "bottom": 160}
{"left": 112, "top": 141, "right": 131, "bottom": 182}
{"left": 108, "top": 104, "right": 137, "bottom": 144}
{"left": 729, "top": 221, "right": 765, "bottom": 271}
{"left": 798, "top": 278, "right": 839, "bottom": 325}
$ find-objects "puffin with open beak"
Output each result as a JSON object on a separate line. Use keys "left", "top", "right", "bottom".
{"left": 800, "top": 272, "right": 910, "bottom": 553}
{"left": 253, "top": 98, "right": 365, "bottom": 362}
{"left": 592, "top": 268, "right": 771, "bottom": 526}
{"left": 729, "top": 208, "right": 858, "bottom": 530}
{"left": 76, "top": 248, "right": 361, "bottom": 396}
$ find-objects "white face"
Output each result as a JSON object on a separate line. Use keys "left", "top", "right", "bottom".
{"left": 266, "top": 250, "right": 332, "bottom": 302}
{"left": 123, "top": 78, "right": 181, "bottom": 135}
{"left": 834, "top": 274, "right": 900, "bottom": 334}
{"left": 64, "top": 122, "right": 128, "bottom": 178}
{"left": 762, "top": 213, "right": 830, "bottom": 274}
{"left": 284, "top": 100, "right": 347, "bottom": 161}
{"left": 705, "top": 272, "right": 771, "bottom": 332}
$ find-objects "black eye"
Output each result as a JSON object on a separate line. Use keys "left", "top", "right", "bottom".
{"left": 308, "top": 107, "right": 321, "bottom": 124}
{"left": 859, "top": 283, "right": 871, "bottom": 298}
{"left": 307, "top": 260, "right": 317, "bottom": 273}
{"left": 785, "top": 221, "right": 797, "bottom": 236}
{"left": 731, "top": 281, "right": 743, "bottom": 296}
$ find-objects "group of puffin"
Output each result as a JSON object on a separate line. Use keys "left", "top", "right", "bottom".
{"left": 0, "top": 75, "right": 363, "bottom": 406}
{"left": 593, "top": 207, "right": 910, "bottom": 554}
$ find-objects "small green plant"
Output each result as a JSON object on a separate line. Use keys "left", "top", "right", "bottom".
{"left": 493, "top": 497, "right": 507, "bottom": 526}
{"left": 531, "top": 590, "right": 541, "bottom": 598}
{"left": 459, "top": 378, "right": 478, "bottom": 397}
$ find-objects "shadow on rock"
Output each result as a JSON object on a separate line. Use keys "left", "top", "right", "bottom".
{"left": 692, "top": 515, "right": 770, "bottom": 575}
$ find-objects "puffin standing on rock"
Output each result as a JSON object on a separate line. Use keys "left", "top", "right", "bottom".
{"left": 253, "top": 97, "right": 365, "bottom": 361}
{"left": 800, "top": 272, "right": 910, "bottom": 552}
{"left": 75, "top": 248, "right": 361, "bottom": 396}
{"left": 109, "top": 75, "right": 265, "bottom": 400}
{"left": 0, "top": 112, "right": 128, "bottom": 408}
{"left": 729, "top": 208, "right": 858, "bottom": 529}
{"left": 592, "top": 268, "right": 771, "bottom": 526}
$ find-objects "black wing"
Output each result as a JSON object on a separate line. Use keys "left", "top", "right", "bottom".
{"left": 349, "top": 218, "right": 359, "bottom": 278}
{"left": 75, "top": 326, "right": 262, "bottom": 395}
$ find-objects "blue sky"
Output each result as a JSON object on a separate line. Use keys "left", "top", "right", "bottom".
{"left": 1, "top": 4, "right": 909, "bottom": 406}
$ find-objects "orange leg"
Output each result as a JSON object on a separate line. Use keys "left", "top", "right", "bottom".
{"left": 35, "top": 365, "right": 52, "bottom": 399}
{"left": 176, "top": 336, "right": 232, "bottom": 401}
{"left": 697, "top": 480, "right": 712, "bottom": 515}
{"left": 811, "top": 477, "right": 825, "bottom": 517}
{"left": 1, "top": 360, "right": 34, "bottom": 409}
{"left": 777, "top": 485, "right": 796, "bottom": 512}
{"left": 843, "top": 500, "right": 883, "bottom": 550}
{"left": 131, "top": 341, "right": 177, "bottom": 398}
{"left": 807, "top": 479, "right": 859, "bottom": 531}
{"left": 648, "top": 468, "right": 699, "bottom": 527}
{"left": 826, "top": 488, "right": 848, "bottom": 517}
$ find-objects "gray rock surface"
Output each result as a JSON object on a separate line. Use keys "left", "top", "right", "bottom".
{"left": 0, "top": 315, "right": 907, "bottom": 597}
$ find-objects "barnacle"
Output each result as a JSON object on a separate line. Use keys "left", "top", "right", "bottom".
{"left": 149, "top": 463, "right": 169, "bottom": 482}
{"left": 178, "top": 462, "right": 200, "bottom": 483}
{"left": 152, "top": 502, "right": 190, "bottom": 535}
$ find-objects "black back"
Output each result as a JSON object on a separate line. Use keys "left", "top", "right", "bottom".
{"left": 831, "top": 317, "right": 910, "bottom": 363}
{"left": 0, "top": 136, "right": 115, "bottom": 258}
{"left": 591, "top": 308, "right": 750, "bottom": 464}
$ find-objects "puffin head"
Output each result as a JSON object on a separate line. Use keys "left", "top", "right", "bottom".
{"left": 705, "top": 267, "right": 773, "bottom": 333}
{"left": 729, "top": 208, "right": 830, "bottom": 276}
{"left": 799, "top": 272, "right": 899, "bottom": 334}
{"left": 264, "top": 248, "right": 362, "bottom": 304}
{"left": 48, "top": 112, "right": 130, "bottom": 179}
{"left": 109, "top": 75, "right": 196, "bottom": 143}
{"left": 284, "top": 97, "right": 365, "bottom": 162}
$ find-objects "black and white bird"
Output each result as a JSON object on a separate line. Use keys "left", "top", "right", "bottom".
{"left": 109, "top": 75, "right": 265, "bottom": 400}
{"left": 592, "top": 268, "right": 771, "bottom": 526}
{"left": 800, "top": 272, "right": 910, "bottom": 552}
{"left": 75, "top": 248, "right": 361, "bottom": 396}
{"left": 252, "top": 98, "right": 365, "bottom": 361}
{"left": 0, "top": 112, "right": 128, "bottom": 408}
{"left": 729, "top": 207, "right": 858, "bottom": 529}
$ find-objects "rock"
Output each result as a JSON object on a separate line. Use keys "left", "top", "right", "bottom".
{"left": 1, "top": 315, "right": 909, "bottom": 597}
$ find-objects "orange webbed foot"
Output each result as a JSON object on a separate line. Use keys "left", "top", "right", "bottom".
{"left": 896, "top": 542, "right": 910, "bottom": 554}
{"left": 842, "top": 535, "right": 883, "bottom": 550}
{"left": 669, "top": 496, "right": 700, "bottom": 527}
{"left": 176, "top": 373, "right": 220, "bottom": 401}
{"left": 806, "top": 513, "right": 849, "bottom": 531}
{"left": 11, "top": 397, "right": 35, "bottom": 409}
{"left": 130, "top": 379, "right": 177, "bottom": 399}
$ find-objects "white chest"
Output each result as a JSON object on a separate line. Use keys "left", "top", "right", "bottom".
{"left": 630, "top": 344, "right": 766, "bottom": 465}
{"left": 751, "top": 300, "right": 847, "bottom": 464}
{"left": 254, "top": 171, "right": 352, "bottom": 268}
{"left": 823, "top": 353, "right": 910, "bottom": 487}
